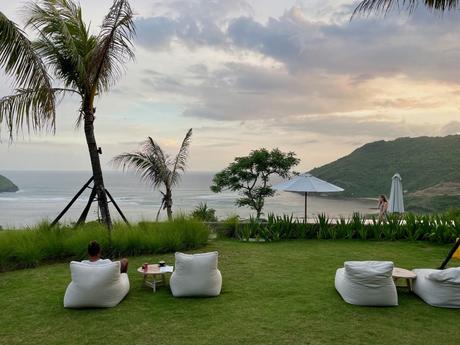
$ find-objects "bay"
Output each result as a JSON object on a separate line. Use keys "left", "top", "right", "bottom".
{"left": 0, "top": 171, "right": 377, "bottom": 227}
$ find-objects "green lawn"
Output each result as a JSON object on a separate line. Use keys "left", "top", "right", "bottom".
{"left": 0, "top": 240, "right": 458, "bottom": 345}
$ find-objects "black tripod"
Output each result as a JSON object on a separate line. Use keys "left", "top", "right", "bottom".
{"left": 439, "top": 238, "right": 460, "bottom": 269}
{"left": 50, "top": 176, "right": 129, "bottom": 227}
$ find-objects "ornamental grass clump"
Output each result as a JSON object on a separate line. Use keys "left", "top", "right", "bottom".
{"left": 224, "top": 210, "right": 460, "bottom": 244}
{"left": 0, "top": 218, "right": 209, "bottom": 272}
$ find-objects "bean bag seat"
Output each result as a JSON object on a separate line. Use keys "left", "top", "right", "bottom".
{"left": 170, "top": 251, "right": 222, "bottom": 297}
{"left": 64, "top": 261, "right": 130, "bottom": 308}
{"left": 412, "top": 268, "right": 460, "bottom": 308}
{"left": 335, "top": 261, "right": 398, "bottom": 306}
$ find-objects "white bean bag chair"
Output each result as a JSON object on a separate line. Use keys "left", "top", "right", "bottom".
{"left": 64, "top": 261, "right": 130, "bottom": 308}
{"left": 170, "top": 251, "right": 222, "bottom": 297}
{"left": 412, "top": 268, "right": 460, "bottom": 308}
{"left": 335, "top": 261, "right": 398, "bottom": 306}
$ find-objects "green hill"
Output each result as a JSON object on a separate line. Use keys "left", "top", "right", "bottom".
{"left": 0, "top": 174, "right": 18, "bottom": 193}
{"left": 310, "top": 135, "right": 460, "bottom": 213}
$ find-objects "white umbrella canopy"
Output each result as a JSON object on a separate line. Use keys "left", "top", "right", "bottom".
{"left": 273, "top": 173, "right": 344, "bottom": 221}
{"left": 388, "top": 173, "right": 404, "bottom": 213}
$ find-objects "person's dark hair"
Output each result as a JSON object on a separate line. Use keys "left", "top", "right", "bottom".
{"left": 379, "top": 194, "right": 387, "bottom": 203}
{"left": 88, "top": 240, "right": 101, "bottom": 257}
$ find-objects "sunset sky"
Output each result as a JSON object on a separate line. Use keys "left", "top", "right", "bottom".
{"left": 1, "top": 0, "right": 459, "bottom": 172}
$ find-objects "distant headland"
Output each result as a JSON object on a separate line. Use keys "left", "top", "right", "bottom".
{"left": 0, "top": 174, "right": 19, "bottom": 193}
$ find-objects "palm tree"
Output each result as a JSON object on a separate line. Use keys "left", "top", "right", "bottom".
{"left": 0, "top": 0, "right": 135, "bottom": 229}
{"left": 354, "top": 0, "right": 459, "bottom": 14}
{"left": 113, "top": 129, "right": 193, "bottom": 221}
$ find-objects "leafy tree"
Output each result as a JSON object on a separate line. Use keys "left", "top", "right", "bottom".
{"left": 354, "top": 0, "right": 458, "bottom": 14}
{"left": 211, "top": 148, "right": 299, "bottom": 219}
{"left": 113, "top": 129, "right": 193, "bottom": 221}
{"left": 0, "top": 0, "right": 135, "bottom": 229}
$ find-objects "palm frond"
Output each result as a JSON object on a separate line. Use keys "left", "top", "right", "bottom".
{"left": 144, "top": 137, "right": 169, "bottom": 168}
{"left": 91, "top": 0, "right": 135, "bottom": 94}
{"left": 0, "top": 88, "right": 73, "bottom": 140}
{"left": 144, "top": 136, "right": 172, "bottom": 184}
{"left": 171, "top": 128, "right": 192, "bottom": 186}
{"left": 112, "top": 147, "right": 170, "bottom": 190}
{"left": 0, "top": 11, "right": 55, "bottom": 137}
{"left": 25, "top": 0, "right": 94, "bottom": 93}
{"left": 0, "top": 12, "right": 52, "bottom": 90}
{"left": 354, "top": 0, "right": 459, "bottom": 15}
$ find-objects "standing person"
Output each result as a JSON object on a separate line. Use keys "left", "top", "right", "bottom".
{"left": 378, "top": 195, "right": 388, "bottom": 221}
{"left": 82, "top": 240, "right": 129, "bottom": 273}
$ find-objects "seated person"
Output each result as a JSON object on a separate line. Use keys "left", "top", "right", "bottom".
{"left": 82, "top": 240, "right": 128, "bottom": 273}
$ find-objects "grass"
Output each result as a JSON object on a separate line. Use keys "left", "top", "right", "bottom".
{"left": 0, "top": 239, "right": 459, "bottom": 345}
{"left": 0, "top": 218, "right": 209, "bottom": 271}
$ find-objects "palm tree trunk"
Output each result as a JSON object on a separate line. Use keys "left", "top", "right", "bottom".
{"left": 166, "top": 204, "right": 172, "bottom": 220}
{"left": 83, "top": 109, "right": 112, "bottom": 230}
{"left": 165, "top": 189, "right": 173, "bottom": 221}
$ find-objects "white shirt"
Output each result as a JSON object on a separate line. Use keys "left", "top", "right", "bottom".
{"left": 81, "top": 258, "right": 112, "bottom": 265}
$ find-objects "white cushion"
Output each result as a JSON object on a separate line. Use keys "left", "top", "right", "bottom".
{"left": 412, "top": 268, "right": 460, "bottom": 308}
{"left": 428, "top": 267, "right": 460, "bottom": 284}
{"left": 170, "top": 251, "right": 222, "bottom": 297}
{"left": 335, "top": 261, "right": 398, "bottom": 306}
{"left": 63, "top": 261, "right": 130, "bottom": 308}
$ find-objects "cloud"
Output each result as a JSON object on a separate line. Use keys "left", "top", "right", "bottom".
{"left": 135, "top": 17, "right": 177, "bottom": 49}
{"left": 3, "top": 0, "right": 460, "bottom": 172}
{"left": 226, "top": 6, "right": 460, "bottom": 82}
{"left": 135, "top": 0, "right": 253, "bottom": 50}
{"left": 141, "top": 62, "right": 374, "bottom": 121}
{"left": 132, "top": 3, "right": 460, "bottom": 129}
{"left": 263, "top": 114, "right": 435, "bottom": 138}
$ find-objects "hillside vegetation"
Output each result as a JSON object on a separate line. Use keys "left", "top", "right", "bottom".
{"left": 0, "top": 175, "right": 18, "bottom": 193}
{"left": 310, "top": 135, "right": 460, "bottom": 212}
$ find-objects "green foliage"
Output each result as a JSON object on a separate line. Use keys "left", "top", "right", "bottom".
{"left": 316, "top": 213, "right": 330, "bottom": 240}
{"left": 370, "top": 216, "right": 383, "bottom": 240}
{"left": 310, "top": 136, "right": 460, "bottom": 212}
{"left": 0, "top": 218, "right": 209, "bottom": 272}
{"left": 334, "top": 217, "right": 349, "bottom": 240}
{"left": 0, "top": 174, "right": 18, "bottom": 192}
{"left": 349, "top": 212, "right": 365, "bottom": 240}
{"left": 191, "top": 202, "right": 218, "bottom": 222}
{"left": 215, "top": 214, "right": 240, "bottom": 239}
{"left": 219, "top": 210, "right": 460, "bottom": 244}
{"left": 211, "top": 148, "right": 299, "bottom": 218}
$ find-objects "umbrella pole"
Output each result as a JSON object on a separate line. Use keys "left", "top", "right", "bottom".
{"left": 304, "top": 192, "right": 308, "bottom": 223}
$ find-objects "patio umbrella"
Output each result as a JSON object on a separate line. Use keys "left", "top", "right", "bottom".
{"left": 272, "top": 173, "right": 344, "bottom": 222}
{"left": 388, "top": 173, "right": 404, "bottom": 213}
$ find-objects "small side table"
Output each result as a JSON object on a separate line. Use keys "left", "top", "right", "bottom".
{"left": 137, "top": 264, "right": 174, "bottom": 292}
{"left": 392, "top": 267, "right": 417, "bottom": 292}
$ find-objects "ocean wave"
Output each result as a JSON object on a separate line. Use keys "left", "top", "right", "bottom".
{"left": 193, "top": 194, "right": 237, "bottom": 200}
{"left": 0, "top": 196, "right": 79, "bottom": 202}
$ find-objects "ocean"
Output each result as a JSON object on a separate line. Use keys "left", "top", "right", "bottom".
{"left": 0, "top": 171, "right": 377, "bottom": 227}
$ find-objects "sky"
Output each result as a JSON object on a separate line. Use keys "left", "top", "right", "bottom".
{"left": 1, "top": 0, "right": 460, "bottom": 172}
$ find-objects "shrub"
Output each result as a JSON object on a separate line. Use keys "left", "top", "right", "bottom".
{"left": 191, "top": 202, "right": 218, "bottom": 222}
{"left": 334, "top": 217, "right": 349, "bottom": 240}
{"left": 383, "top": 214, "right": 402, "bottom": 240}
{"left": 216, "top": 210, "right": 460, "bottom": 245}
{"left": 0, "top": 218, "right": 209, "bottom": 272}
{"left": 216, "top": 215, "right": 240, "bottom": 238}
{"left": 316, "top": 213, "right": 331, "bottom": 240}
